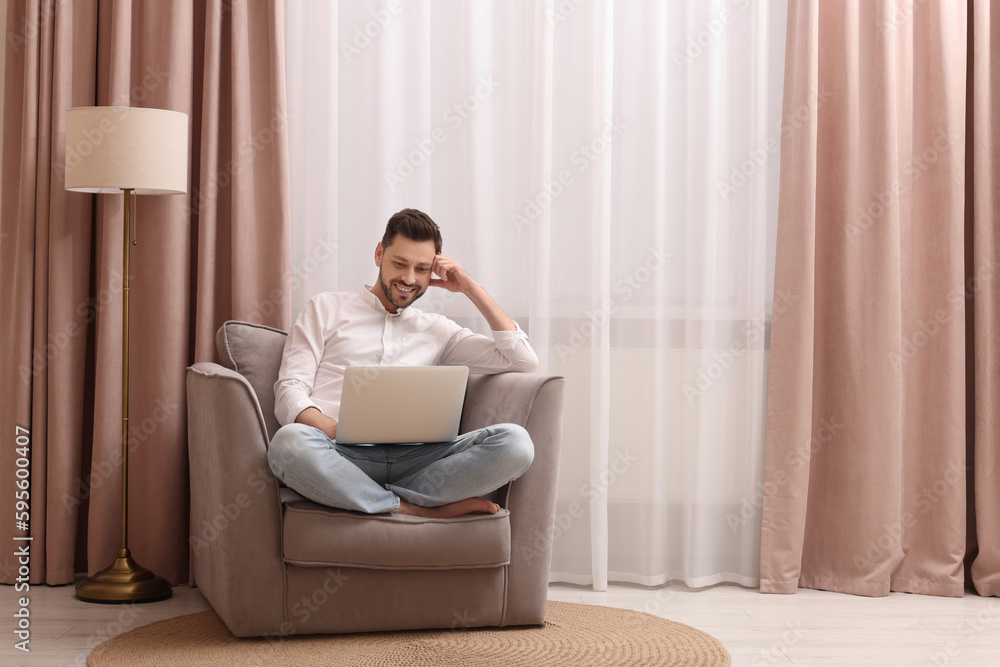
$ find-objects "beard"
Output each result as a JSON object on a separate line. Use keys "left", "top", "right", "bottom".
{"left": 378, "top": 268, "right": 426, "bottom": 311}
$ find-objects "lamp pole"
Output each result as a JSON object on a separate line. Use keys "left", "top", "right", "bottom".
{"left": 75, "top": 188, "right": 172, "bottom": 603}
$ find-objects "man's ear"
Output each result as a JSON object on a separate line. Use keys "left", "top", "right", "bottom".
{"left": 374, "top": 242, "right": 384, "bottom": 267}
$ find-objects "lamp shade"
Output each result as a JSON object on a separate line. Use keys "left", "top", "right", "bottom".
{"left": 65, "top": 106, "right": 189, "bottom": 195}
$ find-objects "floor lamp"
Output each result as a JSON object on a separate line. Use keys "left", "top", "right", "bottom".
{"left": 65, "top": 106, "right": 188, "bottom": 603}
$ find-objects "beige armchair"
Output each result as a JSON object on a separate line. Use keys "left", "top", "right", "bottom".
{"left": 186, "top": 321, "right": 564, "bottom": 637}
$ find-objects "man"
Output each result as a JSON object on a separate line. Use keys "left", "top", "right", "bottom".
{"left": 268, "top": 208, "right": 537, "bottom": 518}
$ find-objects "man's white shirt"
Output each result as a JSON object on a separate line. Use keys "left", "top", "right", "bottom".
{"left": 273, "top": 286, "right": 538, "bottom": 426}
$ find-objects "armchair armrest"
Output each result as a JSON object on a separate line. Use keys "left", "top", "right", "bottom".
{"left": 461, "top": 373, "right": 565, "bottom": 625}
{"left": 186, "top": 362, "right": 287, "bottom": 636}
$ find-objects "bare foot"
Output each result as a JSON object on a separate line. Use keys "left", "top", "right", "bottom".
{"left": 396, "top": 498, "right": 500, "bottom": 518}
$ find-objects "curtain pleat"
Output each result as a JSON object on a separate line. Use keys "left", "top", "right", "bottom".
{"left": 42, "top": 0, "right": 101, "bottom": 584}
{"left": 194, "top": 0, "right": 291, "bottom": 358}
{"left": 1, "top": 0, "right": 101, "bottom": 586}
{"left": 0, "top": 0, "right": 290, "bottom": 586}
{"left": 762, "top": 0, "right": 998, "bottom": 598}
{"left": 969, "top": 0, "right": 1000, "bottom": 598}
{"left": 756, "top": 0, "right": 819, "bottom": 595}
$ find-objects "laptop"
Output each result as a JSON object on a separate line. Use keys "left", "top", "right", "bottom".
{"left": 335, "top": 366, "right": 470, "bottom": 445}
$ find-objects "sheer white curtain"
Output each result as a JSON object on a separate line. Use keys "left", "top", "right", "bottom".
{"left": 284, "top": 0, "right": 787, "bottom": 590}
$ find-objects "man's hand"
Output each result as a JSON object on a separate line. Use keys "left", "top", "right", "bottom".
{"left": 430, "top": 254, "right": 478, "bottom": 294}
{"left": 430, "top": 253, "right": 516, "bottom": 332}
{"left": 295, "top": 406, "right": 338, "bottom": 440}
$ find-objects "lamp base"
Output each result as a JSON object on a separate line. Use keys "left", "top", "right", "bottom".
{"left": 76, "top": 549, "right": 172, "bottom": 603}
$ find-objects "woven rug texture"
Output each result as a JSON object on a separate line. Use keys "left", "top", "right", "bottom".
{"left": 88, "top": 600, "right": 731, "bottom": 667}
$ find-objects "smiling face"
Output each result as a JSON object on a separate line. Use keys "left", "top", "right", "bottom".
{"left": 372, "top": 235, "right": 437, "bottom": 313}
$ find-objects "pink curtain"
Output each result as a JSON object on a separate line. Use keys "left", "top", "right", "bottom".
{"left": 0, "top": 0, "right": 290, "bottom": 586}
{"left": 967, "top": 0, "right": 1000, "bottom": 597}
{"left": 761, "top": 0, "right": 999, "bottom": 597}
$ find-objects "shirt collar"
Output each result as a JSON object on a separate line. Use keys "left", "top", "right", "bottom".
{"left": 360, "top": 285, "right": 409, "bottom": 318}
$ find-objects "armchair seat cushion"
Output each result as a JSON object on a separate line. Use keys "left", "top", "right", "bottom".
{"left": 282, "top": 502, "right": 512, "bottom": 570}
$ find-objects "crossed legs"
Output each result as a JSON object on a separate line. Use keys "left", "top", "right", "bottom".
{"left": 267, "top": 423, "right": 534, "bottom": 516}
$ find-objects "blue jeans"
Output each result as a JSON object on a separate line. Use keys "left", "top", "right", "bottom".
{"left": 267, "top": 423, "right": 534, "bottom": 514}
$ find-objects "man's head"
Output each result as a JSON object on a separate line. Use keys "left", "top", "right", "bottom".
{"left": 380, "top": 208, "right": 443, "bottom": 254}
{"left": 372, "top": 209, "right": 442, "bottom": 313}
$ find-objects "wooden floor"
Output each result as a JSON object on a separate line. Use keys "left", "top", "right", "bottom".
{"left": 2, "top": 580, "right": 999, "bottom": 666}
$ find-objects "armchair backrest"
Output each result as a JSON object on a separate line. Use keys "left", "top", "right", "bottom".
{"left": 216, "top": 320, "right": 288, "bottom": 440}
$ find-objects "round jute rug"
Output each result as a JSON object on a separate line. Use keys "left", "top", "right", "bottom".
{"left": 88, "top": 601, "right": 731, "bottom": 667}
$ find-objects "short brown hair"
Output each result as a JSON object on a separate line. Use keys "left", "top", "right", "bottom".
{"left": 381, "top": 209, "right": 442, "bottom": 254}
